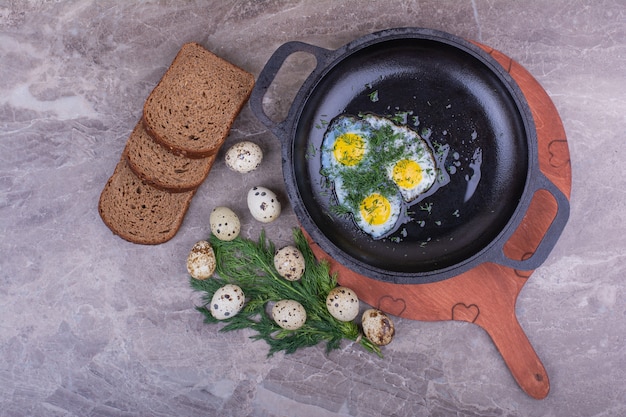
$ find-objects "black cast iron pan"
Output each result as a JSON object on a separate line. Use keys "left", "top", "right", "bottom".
{"left": 250, "top": 28, "right": 569, "bottom": 284}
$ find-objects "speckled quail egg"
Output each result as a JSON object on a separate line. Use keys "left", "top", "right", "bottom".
{"left": 361, "top": 309, "right": 395, "bottom": 346}
{"left": 186, "top": 240, "right": 216, "bottom": 280}
{"left": 210, "top": 284, "right": 245, "bottom": 320}
{"left": 326, "top": 286, "right": 360, "bottom": 322}
{"left": 225, "top": 141, "right": 263, "bottom": 173}
{"left": 210, "top": 206, "right": 240, "bottom": 241}
{"left": 274, "top": 246, "right": 305, "bottom": 281}
{"left": 272, "top": 299, "right": 307, "bottom": 330}
{"left": 247, "top": 186, "right": 281, "bottom": 223}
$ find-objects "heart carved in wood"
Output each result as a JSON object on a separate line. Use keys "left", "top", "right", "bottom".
{"left": 452, "top": 303, "right": 480, "bottom": 323}
{"left": 548, "top": 139, "right": 570, "bottom": 168}
{"left": 377, "top": 295, "right": 407, "bottom": 316}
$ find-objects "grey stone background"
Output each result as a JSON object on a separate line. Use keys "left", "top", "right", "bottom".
{"left": 1, "top": 1, "right": 624, "bottom": 416}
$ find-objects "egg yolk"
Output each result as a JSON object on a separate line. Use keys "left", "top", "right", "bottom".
{"left": 359, "top": 193, "right": 392, "bottom": 226}
{"left": 333, "top": 133, "right": 366, "bottom": 166}
{"left": 392, "top": 159, "right": 423, "bottom": 189}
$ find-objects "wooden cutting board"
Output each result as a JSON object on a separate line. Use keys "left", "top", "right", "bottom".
{"left": 307, "top": 42, "right": 571, "bottom": 399}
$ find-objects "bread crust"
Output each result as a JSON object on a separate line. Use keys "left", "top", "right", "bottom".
{"left": 98, "top": 157, "right": 195, "bottom": 245}
{"left": 124, "top": 120, "right": 217, "bottom": 192}
{"left": 142, "top": 42, "right": 255, "bottom": 158}
{"left": 99, "top": 42, "right": 254, "bottom": 244}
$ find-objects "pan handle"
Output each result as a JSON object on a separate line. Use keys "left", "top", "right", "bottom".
{"left": 492, "top": 173, "right": 570, "bottom": 271}
{"left": 249, "top": 41, "right": 333, "bottom": 138}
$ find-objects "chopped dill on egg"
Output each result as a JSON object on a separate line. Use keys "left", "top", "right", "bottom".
{"left": 319, "top": 113, "right": 439, "bottom": 238}
{"left": 320, "top": 120, "right": 411, "bottom": 211}
{"left": 338, "top": 166, "right": 398, "bottom": 211}
{"left": 328, "top": 203, "right": 353, "bottom": 217}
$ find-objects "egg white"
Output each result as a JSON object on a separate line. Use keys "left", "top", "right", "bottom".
{"left": 364, "top": 114, "right": 437, "bottom": 203}
{"left": 320, "top": 115, "right": 372, "bottom": 176}
{"left": 320, "top": 113, "right": 439, "bottom": 240}
{"left": 353, "top": 191, "right": 402, "bottom": 239}
{"left": 387, "top": 141, "right": 437, "bottom": 202}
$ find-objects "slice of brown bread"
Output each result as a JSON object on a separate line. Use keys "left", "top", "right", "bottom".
{"left": 143, "top": 42, "right": 255, "bottom": 158}
{"left": 124, "top": 120, "right": 217, "bottom": 192}
{"left": 98, "top": 157, "right": 196, "bottom": 245}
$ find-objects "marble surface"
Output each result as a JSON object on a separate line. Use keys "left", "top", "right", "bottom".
{"left": 1, "top": 1, "right": 624, "bottom": 416}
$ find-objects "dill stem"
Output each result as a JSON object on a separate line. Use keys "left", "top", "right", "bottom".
{"left": 257, "top": 255, "right": 309, "bottom": 302}
{"left": 198, "top": 229, "right": 384, "bottom": 358}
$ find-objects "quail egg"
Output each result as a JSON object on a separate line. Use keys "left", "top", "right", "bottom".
{"left": 272, "top": 299, "right": 307, "bottom": 330}
{"left": 274, "top": 246, "right": 305, "bottom": 281}
{"left": 225, "top": 141, "right": 263, "bottom": 173}
{"left": 326, "top": 286, "right": 360, "bottom": 322}
{"left": 210, "top": 284, "right": 245, "bottom": 320}
{"left": 210, "top": 206, "right": 240, "bottom": 241}
{"left": 247, "top": 186, "right": 281, "bottom": 223}
{"left": 186, "top": 240, "right": 216, "bottom": 280}
{"left": 361, "top": 309, "right": 395, "bottom": 346}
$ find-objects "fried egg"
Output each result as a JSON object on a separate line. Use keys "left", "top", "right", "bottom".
{"left": 320, "top": 115, "right": 371, "bottom": 176}
{"left": 320, "top": 113, "right": 439, "bottom": 240}
{"left": 354, "top": 191, "right": 402, "bottom": 239}
{"left": 390, "top": 158, "right": 430, "bottom": 202}
{"left": 331, "top": 175, "right": 402, "bottom": 238}
{"left": 364, "top": 115, "right": 437, "bottom": 203}
{"left": 387, "top": 141, "right": 437, "bottom": 202}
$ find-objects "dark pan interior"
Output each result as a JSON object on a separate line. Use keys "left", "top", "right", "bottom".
{"left": 291, "top": 38, "right": 529, "bottom": 273}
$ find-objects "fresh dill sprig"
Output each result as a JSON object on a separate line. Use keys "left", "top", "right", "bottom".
{"left": 190, "top": 228, "right": 382, "bottom": 357}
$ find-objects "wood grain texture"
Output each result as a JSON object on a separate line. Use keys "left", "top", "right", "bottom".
{"left": 306, "top": 42, "right": 572, "bottom": 399}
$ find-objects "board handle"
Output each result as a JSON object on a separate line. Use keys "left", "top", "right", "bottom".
{"left": 475, "top": 305, "right": 550, "bottom": 399}
{"left": 249, "top": 41, "right": 332, "bottom": 138}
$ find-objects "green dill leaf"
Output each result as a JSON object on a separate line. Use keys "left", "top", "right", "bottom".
{"left": 190, "top": 228, "right": 382, "bottom": 358}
